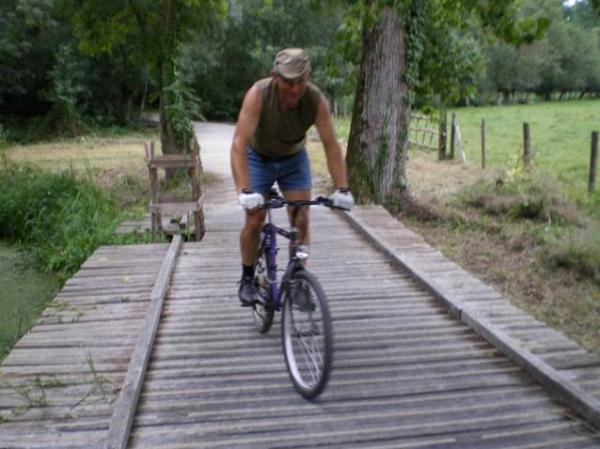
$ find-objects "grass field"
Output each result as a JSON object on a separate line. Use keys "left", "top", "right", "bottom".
{"left": 450, "top": 99, "right": 600, "bottom": 215}
{"left": 5, "top": 134, "right": 150, "bottom": 173}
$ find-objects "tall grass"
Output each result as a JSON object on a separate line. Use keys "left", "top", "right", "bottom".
{"left": 457, "top": 172, "right": 600, "bottom": 284}
{"left": 0, "top": 161, "right": 123, "bottom": 280}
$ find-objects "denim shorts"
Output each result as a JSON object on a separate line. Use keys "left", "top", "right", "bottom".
{"left": 247, "top": 146, "right": 312, "bottom": 195}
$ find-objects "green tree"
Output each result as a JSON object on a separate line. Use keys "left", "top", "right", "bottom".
{"left": 56, "top": 0, "right": 226, "bottom": 155}
{"left": 415, "top": 20, "right": 485, "bottom": 108}
{"left": 0, "top": 0, "right": 63, "bottom": 117}
{"left": 567, "top": 0, "right": 599, "bottom": 27}
{"left": 535, "top": 20, "right": 600, "bottom": 98}
{"left": 485, "top": 40, "right": 546, "bottom": 102}
{"left": 344, "top": 0, "right": 548, "bottom": 207}
{"left": 1, "top": 0, "right": 153, "bottom": 137}
{"left": 43, "top": 43, "right": 90, "bottom": 134}
{"left": 180, "top": 0, "right": 344, "bottom": 121}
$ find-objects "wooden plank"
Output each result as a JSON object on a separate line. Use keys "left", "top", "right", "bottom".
{"left": 462, "top": 310, "right": 600, "bottom": 427}
{"left": 105, "top": 235, "right": 182, "bottom": 449}
{"left": 340, "top": 207, "right": 600, "bottom": 428}
{"left": 127, "top": 411, "right": 570, "bottom": 449}
{"left": 147, "top": 154, "right": 196, "bottom": 169}
{"left": 4, "top": 181, "right": 599, "bottom": 448}
{"left": 128, "top": 197, "right": 598, "bottom": 449}
{"left": 149, "top": 197, "right": 203, "bottom": 215}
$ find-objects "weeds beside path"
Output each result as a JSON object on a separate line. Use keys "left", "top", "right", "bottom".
{"left": 403, "top": 151, "right": 600, "bottom": 353}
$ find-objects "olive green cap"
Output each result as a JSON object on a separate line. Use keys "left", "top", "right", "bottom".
{"left": 273, "top": 48, "right": 311, "bottom": 80}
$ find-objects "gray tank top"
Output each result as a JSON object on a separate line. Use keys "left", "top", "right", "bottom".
{"left": 251, "top": 78, "right": 321, "bottom": 158}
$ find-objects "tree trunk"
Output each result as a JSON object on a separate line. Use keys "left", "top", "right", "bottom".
{"left": 159, "top": 0, "right": 180, "bottom": 158}
{"left": 346, "top": 7, "right": 410, "bottom": 206}
{"left": 158, "top": 0, "right": 203, "bottom": 193}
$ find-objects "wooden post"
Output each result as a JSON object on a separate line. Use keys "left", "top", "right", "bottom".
{"left": 523, "top": 123, "right": 531, "bottom": 169}
{"left": 149, "top": 141, "right": 160, "bottom": 235}
{"left": 106, "top": 236, "right": 182, "bottom": 449}
{"left": 590, "top": 131, "right": 598, "bottom": 193}
{"left": 481, "top": 118, "right": 486, "bottom": 170}
{"left": 438, "top": 110, "right": 447, "bottom": 160}
{"left": 450, "top": 113, "right": 456, "bottom": 160}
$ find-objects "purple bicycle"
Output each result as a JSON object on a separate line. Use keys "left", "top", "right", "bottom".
{"left": 252, "top": 189, "right": 344, "bottom": 399}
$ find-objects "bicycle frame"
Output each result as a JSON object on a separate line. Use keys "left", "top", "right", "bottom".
{"left": 257, "top": 193, "right": 347, "bottom": 311}
{"left": 261, "top": 205, "right": 304, "bottom": 311}
{"left": 250, "top": 193, "right": 344, "bottom": 398}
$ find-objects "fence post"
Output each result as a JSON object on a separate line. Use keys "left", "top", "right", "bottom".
{"left": 450, "top": 113, "right": 456, "bottom": 160}
{"left": 590, "top": 131, "right": 598, "bottom": 193}
{"left": 438, "top": 109, "right": 447, "bottom": 160}
{"left": 481, "top": 118, "right": 486, "bottom": 170}
{"left": 148, "top": 141, "right": 160, "bottom": 236}
{"left": 523, "top": 123, "right": 531, "bottom": 169}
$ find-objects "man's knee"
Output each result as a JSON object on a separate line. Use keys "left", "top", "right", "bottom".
{"left": 295, "top": 208, "right": 309, "bottom": 229}
{"left": 243, "top": 210, "right": 266, "bottom": 233}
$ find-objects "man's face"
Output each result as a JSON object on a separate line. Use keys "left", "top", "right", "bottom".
{"left": 273, "top": 73, "right": 309, "bottom": 110}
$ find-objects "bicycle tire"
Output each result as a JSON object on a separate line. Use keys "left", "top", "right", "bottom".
{"left": 281, "top": 269, "right": 333, "bottom": 399}
{"left": 252, "top": 245, "right": 275, "bottom": 334}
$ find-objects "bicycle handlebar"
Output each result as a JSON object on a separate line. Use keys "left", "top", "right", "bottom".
{"left": 262, "top": 195, "right": 350, "bottom": 212}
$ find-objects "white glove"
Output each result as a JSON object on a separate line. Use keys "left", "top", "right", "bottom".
{"left": 329, "top": 188, "right": 354, "bottom": 210}
{"left": 238, "top": 190, "right": 264, "bottom": 210}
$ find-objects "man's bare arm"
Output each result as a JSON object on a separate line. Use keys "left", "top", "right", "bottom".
{"left": 231, "top": 84, "right": 262, "bottom": 193}
{"left": 314, "top": 94, "right": 348, "bottom": 189}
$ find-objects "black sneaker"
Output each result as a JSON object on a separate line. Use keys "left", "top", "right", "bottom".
{"left": 238, "top": 275, "right": 256, "bottom": 307}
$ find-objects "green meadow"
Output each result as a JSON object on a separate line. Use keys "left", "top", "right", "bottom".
{"left": 451, "top": 99, "right": 600, "bottom": 215}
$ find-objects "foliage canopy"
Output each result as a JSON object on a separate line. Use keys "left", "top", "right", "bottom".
{"left": 1, "top": 0, "right": 599, "bottom": 138}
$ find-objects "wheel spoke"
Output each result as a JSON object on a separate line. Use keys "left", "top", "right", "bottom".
{"left": 298, "top": 336, "right": 320, "bottom": 384}
{"left": 297, "top": 333, "right": 322, "bottom": 382}
{"left": 283, "top": 271, "right": 332, "bottom": 398}
{"left": 283, "top": 271, "right": 332, "bottom": 399}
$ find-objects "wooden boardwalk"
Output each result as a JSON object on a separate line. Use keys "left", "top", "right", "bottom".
{"left": 0, "top": 244, "right": 170, "bottom": 448}
{"left": 1, "top": 181, "right": 600, "bottom": 448}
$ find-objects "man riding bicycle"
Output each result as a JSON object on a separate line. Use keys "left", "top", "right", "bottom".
{"left": 230, "top": 48, "right": 354, "bottom": 306}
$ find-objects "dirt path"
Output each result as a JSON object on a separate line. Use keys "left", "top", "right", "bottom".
{"left": 194, "top": 122, "right": 234, "bottom": 177}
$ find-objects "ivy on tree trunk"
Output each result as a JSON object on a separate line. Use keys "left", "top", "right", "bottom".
{"left": 158, "top": 0, "right": 203, "bottom": 197}
{"left": 160, "top": 0, "right": 188, "bottom": 157}
{"left": 346, "top": 7, "right": 411, "bottom": 207}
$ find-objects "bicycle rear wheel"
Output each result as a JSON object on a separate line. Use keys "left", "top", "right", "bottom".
{"left": 282, "top": 270, "right": 333, "bottom": 399}
{"left": 252, "top": 245, "right": 275, "bottom": 334}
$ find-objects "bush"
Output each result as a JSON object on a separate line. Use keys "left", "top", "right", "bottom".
{"left": 0, "top": 162, "right": 123, "bottom": 279}
{"left": 456, "top": 172, "right": 599, "bottom": 284}
{"left": 542, "top": 227, "right": 600, "bottom": 284}
{"left": 460, "top": 174, "right": 580, "bottom": 225}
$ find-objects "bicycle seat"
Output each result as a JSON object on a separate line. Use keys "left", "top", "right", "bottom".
{"left": 267, "top": 188, "right": 284, "bottom": 201}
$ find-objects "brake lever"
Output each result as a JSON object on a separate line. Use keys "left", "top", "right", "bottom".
{"left": 316, "top": 196, "right": 350, "bottom": 212}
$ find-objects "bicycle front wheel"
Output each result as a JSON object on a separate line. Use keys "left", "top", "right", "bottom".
{"left": 282, "top": 270, "right": 333, "bottom": 399}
